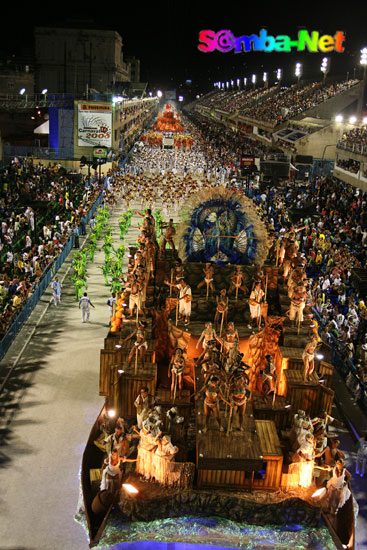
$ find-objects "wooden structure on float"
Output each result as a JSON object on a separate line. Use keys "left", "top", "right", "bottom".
{"left": 252, "top": 394, "right": 289, "bottom": 430}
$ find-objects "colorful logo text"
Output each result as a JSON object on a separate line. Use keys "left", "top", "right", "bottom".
{"left": 198, "top": 29, "right": 346, "bottom": 53}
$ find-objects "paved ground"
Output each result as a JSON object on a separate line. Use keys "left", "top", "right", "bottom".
{"left": 0, "top": 200, "right": 142, "bottom": 550}
{"left": 0, "top": 198, "right": 367, "bottom": 550}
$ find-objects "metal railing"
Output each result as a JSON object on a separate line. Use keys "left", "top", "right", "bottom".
{"left": 3, "top": 145, "right": 76, "bottom": 162}
{"left": 313, "top": 308, "right": 367, "bottom": 415}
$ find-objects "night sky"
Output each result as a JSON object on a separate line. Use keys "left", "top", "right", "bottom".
{"left": 3, "top": 4, "right": 367, "bottom": 96}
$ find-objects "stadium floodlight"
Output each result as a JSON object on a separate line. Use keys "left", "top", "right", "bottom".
{"left": 112, "top": 96, "right": 123, "bottom": 103}
{"left": 349, "top": 116, "right": 357, "bottom": 124}
{"left": 361, "top": 47, "right": 367, "bottom": 66}
{"left": 363, "top": 116, "right": 367, "bottom": 124}
{"left": 41, "top": 88, "right": 48, "bottom": 95}
{"left": 231, "top": 80, "right": 234, "bottom": 86}
{"left": 335, "top": 114, "right": 343, "bottom": 122}
{"left": 157, "top": 90, "right": 163, "bottom": 98}
{"left": 276, "top": 68, "right": 282, "bottom": 81}
{"left": 237, "top": 78, "right": 240, "bottom": 87}
{"left": 226, "top": 81, "right": 229, "bottom": 88}
{"left": 321, "top": 57, "right": 329, "bottom": 73}
{"left": 252, "top": 74, "right": 256, "bottom": 85}
{"left": 19, "top": 88, "right": 26, "bottom": 95}
{"left": 149, "top": 91, "right": 152, "bottom": 97}
{"left": 243, "top": 77, "right": 247, "bottom": 86}
{"left": 263, "top": 72, "right": 267, "bottom": 82}
{"left": 295, "top": 62, "right": 302, "bottom": 80}
{"left": 321, "top": 57, "right": 328, "bottom": 72}
{"left": 178, "top": 95, "right": 184, "bottom": 102}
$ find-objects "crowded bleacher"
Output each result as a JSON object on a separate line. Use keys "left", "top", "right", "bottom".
{"left": 0, "top": 159, "right": 105, "bottom": 338}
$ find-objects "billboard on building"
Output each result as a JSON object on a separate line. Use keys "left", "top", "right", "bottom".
{"left": 77, "top": 104, "right": 112, "bottom": 147}
{"left": 241, "top": 155, "right": 255, "bottom": 167}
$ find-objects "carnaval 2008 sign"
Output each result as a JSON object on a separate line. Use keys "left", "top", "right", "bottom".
{"left": 78, "top": 104, "right": 112, "bottom": 147}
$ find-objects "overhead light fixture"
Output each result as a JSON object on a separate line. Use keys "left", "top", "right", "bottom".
{"left": 107, "top": 409, "right": 116, "bottom": 418}
{"left": 335, "top": 114, "right": 343, "bottom": 122}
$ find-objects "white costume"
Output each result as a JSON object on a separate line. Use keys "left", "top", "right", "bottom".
{"left": 52, "top": 279, "right": 62, "bottom": 306}
{"left": 326, "top": 466, "right": 351, "bottom": 511}
{"left": 79, "top": 295, "right": 91, "bottom": 322}
{"left": 177, "top": 283, "right": 192, "bottom": 317}
{"left": 155, "top": 439, "right": 178, "bottom": 461}
{"left": 289, "top": 298, "right": 305, "bottom": 322}
{"left": 100, "top": 459, "right": 122, "bottom": 492}
{"left": 134, "top": 393, "right": 155, "bottom": 429}
{"left": 249, "top": 287, "right": 264, "bottom": 319}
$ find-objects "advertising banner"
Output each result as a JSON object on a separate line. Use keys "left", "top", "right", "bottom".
{"left": 78, "top": 104, "right": 112, "bottom": 147}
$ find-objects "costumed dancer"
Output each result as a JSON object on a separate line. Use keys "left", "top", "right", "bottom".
{"left": 302, "top": 335, "right": 319, "bottom": 382}
{"left": 196, "top": 321, "right": 220, "bottom": 351}
{"left": 121, "top": 320, "right": 148, "bottom": 368}
{"left": 168, "top": 348, "right": 186, "bottom": 400}
{"left": 222, "top": 321, "right": 239, "bottom": 357}
{"left": 52, "top": 276, "right": 62, "bottom": 306}
{"left": 194, "top": 375, "right": 230, "bottom": 433}
{"left": 214, "top": 289, "right": 229, "bottom": 334}
{"left": 262, "top": 354, "right": 277, "bottom": 396}
{"left": 248, "top": 281, "right": 264, "bottom": 329}
{"left": 134, "top": 386, "right": 155, "bottom": 429}
{"left": 228, "top": 265, "right": 247, "bottom": 298}
{"left": 324, "top": 459, "right": 352, "bottom": 516}
{"left": 164, "top": 278, "right": 192, "bottom": 326}
{"left": 197, "top": 263, "right": 215, "bottom": 297}
{"left": 227, "top": 372, "right": 252, "bottom": 432}
{"left": 160, "top": 218, "right": 176, "bottom": 256}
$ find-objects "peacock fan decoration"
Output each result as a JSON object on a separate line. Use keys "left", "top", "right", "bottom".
{"left": 177, "top": 186, "right": 269, "bottom": 266}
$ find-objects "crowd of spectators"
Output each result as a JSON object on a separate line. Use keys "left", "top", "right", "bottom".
{"left": 187, "top": 112, "right": 280, "bottom": 167}
{"left": 276, "top": 138, "right": 297, "bottom": 154}
{"left": 338, "top": 125, "right": 367, "bottom": 155}
{"left": 287, "top": 121, "right": 321, "bottom": 135}
{"left": 239, "top": 79, "right": 358, "bottom": 126}
{"left": 336, "top": 158, "right": 360, "bottom": 174}
{"left": 195, "top": 87, "right": 276, "bottom": 114}
{"left": 196, "top": 79, "right": 358, "bottom": 128}
{"left": 0, "top": 158, "right": 105, "bottom": 339}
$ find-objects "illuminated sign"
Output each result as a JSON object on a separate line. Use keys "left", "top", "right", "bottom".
{"left": 198, "top": 29, "right": 346, "bottom": 53}
{"left": 77, "top": 104, "right": 112, "bottom": 147}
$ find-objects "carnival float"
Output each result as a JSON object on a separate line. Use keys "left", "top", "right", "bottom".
{"left": 78, "top": 186, "right": 355, "bottom": 549}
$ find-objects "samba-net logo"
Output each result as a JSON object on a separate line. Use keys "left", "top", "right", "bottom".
{"left": 198, "top": 29, "right": 346, "bottom": 53}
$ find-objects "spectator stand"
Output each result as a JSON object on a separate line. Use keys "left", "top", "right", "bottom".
{"left": 0, "top": 176, "right": 108, "bottom": 361}
{"left": 313, "top": 307, "right": 367, "bottom": 422}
